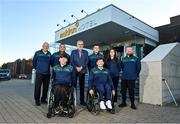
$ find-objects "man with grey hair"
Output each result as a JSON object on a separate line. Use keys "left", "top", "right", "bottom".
{"left": 33, "top": 42, "right": 51, "bottom": 106}
{"left": 70, "top": 40, "right": 88, "bottom": 106}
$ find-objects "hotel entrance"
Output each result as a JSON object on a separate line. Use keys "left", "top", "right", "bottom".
{"left": 54, "top": 4, "right": 159, "bottom": 98}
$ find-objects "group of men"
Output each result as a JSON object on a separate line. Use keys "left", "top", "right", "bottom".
{"left": 32, "top": 40, "right": 141, "bottom": 110}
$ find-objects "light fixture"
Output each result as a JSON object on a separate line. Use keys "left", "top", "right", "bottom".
{"left": 71, "top": 14, "right": 79, "bottom": 20}
{"left": 64, "top": 19, "right": 71, "bottom": 25}
{"left": 56, "top": 24, "right": 63, "bottom": 28}
{"left": 81, "top": 9, "right": 88, "bottom": 16}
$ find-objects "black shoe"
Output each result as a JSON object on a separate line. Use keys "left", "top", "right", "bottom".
{"left": 41, "top": 100, "right": 48, "bottom": 104}
{"left": 131, "top": 104, "right": 137, "bottom": 110}
{"left": 118, "top": 103, "right": 127, "bottom": 107}
{"left": 35, "top": 101, "right": 40, "bottom": 106}
{"left": 80, "top": 101, "right": 86, "bottom": 106}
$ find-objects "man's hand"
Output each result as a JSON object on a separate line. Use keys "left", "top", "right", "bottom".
{"left": 112, "top": 90, "right": 115, "bottom": 96}
{"left": 76, "top": 67, "right": 82, "bottom": 72}
{"left": 89, "top": 89, "right": 94, "bottom": 96}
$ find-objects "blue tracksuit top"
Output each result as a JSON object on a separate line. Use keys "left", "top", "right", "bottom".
{"left": 50, "top": 51, "right": 70, "bottom": 67}
{"left": 106, "top": 59, "right": 121, "bottom": 78}
{"left": 88, "top": 52, "right": 104, "bottom": 70}
{"left": 88, "top": 67, "right": 114, "bottom": 90}
{"left": 52, "top": 64, "right": 76, "bottom": 86}
{"left": 121, "top": 55, "right": 141, "bottom": 80}
{"left": 33, "top": 50, "right": 51, "bottom": 74}
{"left": 70, "top": 49, "right": 88, "bottom": 74}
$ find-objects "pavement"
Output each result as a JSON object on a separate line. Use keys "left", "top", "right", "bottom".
{"left": 0, "top": 79, "right": 179, "bottom": 123}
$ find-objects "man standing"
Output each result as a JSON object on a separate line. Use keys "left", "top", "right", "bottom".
{"left": 33, "top": 42, "right": 51, "bottom": 106}
{"left": 51, "top": 43, "right": 70, "bottom": 67}
{"left": 88, "top": 45, "right": 104, "bottom": 70}
{"left": 70, "top": 40, "right": 88, "bottom": 106}
{"left": 119, "top": 47, "right": 141, "bottom": 109}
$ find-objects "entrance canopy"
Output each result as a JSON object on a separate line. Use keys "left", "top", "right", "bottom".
{"left": 55, "top": 4, "right": 159, "bottom": 47}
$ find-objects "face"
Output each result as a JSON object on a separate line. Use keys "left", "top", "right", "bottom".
{"left": 77, "top": 40, "right": 84, "bottom": 50}
{"left": 126, "top": 47, "right": 133, "bottom": 55}
{"left": 96, "top": 59, "right": 104, "bottom": 67}
{"left": 59, "top": 44, "right": 66, "bottom": 52}
{"left": 93, "top": 45, "right": 100, "bottom": 54}
{"left": 110, "top": 49, "right": 115, "bottom": 58}
{"left": 42, "top": 42, "right": 49, "bottom": 52}
{"left": 59, "top": 57, "right": 67, "bottom": 65}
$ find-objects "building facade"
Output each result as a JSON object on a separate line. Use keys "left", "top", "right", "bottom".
{"left": 54, "top": 4, "right": 159, "bottom": 60}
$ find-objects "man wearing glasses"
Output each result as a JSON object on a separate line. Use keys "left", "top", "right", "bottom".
{"left": 70, "top": 40, "right": 88, "bottom": 106}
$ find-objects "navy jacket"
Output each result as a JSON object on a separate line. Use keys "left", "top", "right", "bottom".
{"left": 88, "top": 67, "right": 114, "bottom": 90}
{"left": 70, "top": 49, "right": 88, "bottom": 74}
{"left": 33, "top": 50, "right": 51, "bottom": 74}
{"left": 88, "top": 52, "right": 104, "bottom": 70}
{"left": 52, "top": 64, "right": 76, "bottom": 86}
{"left": 121, "top": 55, "right": 141, "bottom": 80}
{"left": 106, "top": 59, "right": 121, "bottom": 78}
{"left": 51, "top": 51, "right": 70, "bottom": 67}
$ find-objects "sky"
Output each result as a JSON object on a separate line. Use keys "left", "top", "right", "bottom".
{"left": 0, "top": 0, "right": 180, "bottom": 66}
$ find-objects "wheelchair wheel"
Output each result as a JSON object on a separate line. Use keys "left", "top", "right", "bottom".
{"left": 47, "top": 113, "right": 52, "bottom": 118}
{"left": 109, "top": 94, "right": 115, "bottom": 114}
{"left": 92, "top": 103, "right": 100, "bottom": 115}
{"left": 67, "top": 89, "right": 75, "bottom": 118}
{"left": 47, "top": 92, "right": 55, "bottom": 118}
{"left": 110, "top": 108, "right": 115, "bottom": 114}
{"left": 86, "top": 92, "right": 93, "bottom": 112}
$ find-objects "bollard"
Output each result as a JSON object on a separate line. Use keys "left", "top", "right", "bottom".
{"left": 31, "top": 69, "right": 36, "bottom": 84}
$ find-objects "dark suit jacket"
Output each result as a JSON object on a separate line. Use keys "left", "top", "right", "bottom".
{"left": 70, "top": 49, "right": 88, "bottom": 74}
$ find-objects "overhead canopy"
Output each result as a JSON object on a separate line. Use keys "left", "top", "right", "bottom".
{"left": 141, "top": 42, "right": 179, "bottom": 62}
{"left": 55, "top": 4, "right": 159, "bottom": 47}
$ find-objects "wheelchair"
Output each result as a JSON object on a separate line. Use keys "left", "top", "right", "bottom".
{"left": 86, "top": 87, "right": 115, "bottom": 115}
{"left": 46, "top": 84, "right": 76, "bottom": 118}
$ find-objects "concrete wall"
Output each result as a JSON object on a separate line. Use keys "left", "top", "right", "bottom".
{"left": 162, "top": 44, "right": 180, "bottom": 104}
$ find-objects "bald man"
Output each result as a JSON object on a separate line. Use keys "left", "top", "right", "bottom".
{"left": 33, "top": 42, "right": 51, "bottom": 106}
{"left": 119, "top": 47, "right": 141, "bottom": 109}
{"left": 51, "top": 44, "right": 70, "bottom": 67}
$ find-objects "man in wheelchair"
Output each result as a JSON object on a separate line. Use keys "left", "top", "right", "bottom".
{"left": 47, "top": 54, "right": 76, "bottom": 118}
{"left": 88, "top": 58, "right": 115, "bottom": 110}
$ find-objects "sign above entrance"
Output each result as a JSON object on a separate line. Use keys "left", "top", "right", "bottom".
{"left": 59, "top": 19, "right": 97, "bottom": 39}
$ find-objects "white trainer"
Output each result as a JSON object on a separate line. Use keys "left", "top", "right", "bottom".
{"left": 106, "top": 100, "right": 112, "bottom": 109}
{"left": 100, "top": 101, "right": 106, "bottom": 110}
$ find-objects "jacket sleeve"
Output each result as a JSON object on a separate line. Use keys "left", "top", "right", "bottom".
{"left": 118, "top": 60, "right": 121, "bottom": 72}
{"left": 51, "top": 68, "right": 55, "bottom": 84}
{"left": 70, "top": 51, "right": 76, "bottom": 68}
{"left": 108, "top": 72, "right": 114, "bottom": 90}
{"left": 87, "top": 56, "right": 91, "bottom": 71}
{"left": 82, "top": 51, "right": 89, "bottom": 68}
{"left": 71, "top": 68, "right": 77, "bottom": 87}
{"left": 88, "top": 70, "right": 94, "bottom": 90}
{"left": 32, "top": 52, "right": 37, "bottom": 69}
